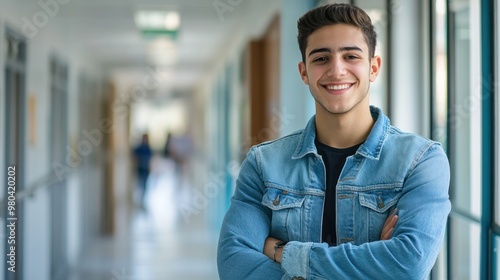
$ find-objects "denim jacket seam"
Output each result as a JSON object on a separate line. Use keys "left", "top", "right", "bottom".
{"left": 294, "top": 129, "right": 307, "bottom": 157}
{"left": 406, "top": 141, "right": 438, "bottom": 177}
{"left": 251, "top": 147, "right": 265, "bottom": 184}
{"left": 263, "top": 183, "right": 324, "bottom": 196}
{"left": 373, "top": 118, "right": 391, "bottom": 156}
{"left": 256, "top": 130, "right": 303, "bottom": 148}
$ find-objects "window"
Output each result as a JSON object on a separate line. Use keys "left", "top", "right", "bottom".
{"left": 447, "top": 0, "right": 483, "bottom": 277}
{"left": 449, "top": 0, "right": 482, "bottom": 219}
{"left": 430, "top": 2, "right": 449, "bottom": 279}
{"left": 450, "top": 215, "right": 481, "bottom": 279}
{"left": 432, "top": 0, "right": 448, "bottom": 147}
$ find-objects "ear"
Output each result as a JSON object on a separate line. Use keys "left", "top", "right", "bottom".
{"left": 369, "top": 56, "right": 382, "bottom": 82}
{"left": 298, "top": 62, "right": 309, "bottom": 85}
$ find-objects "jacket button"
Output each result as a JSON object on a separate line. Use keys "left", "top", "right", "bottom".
{"left": 377, "top": 194, "right": 384, "bottom": 209}
{"left": 273, "top": 195, "right": 280, "bottom": 206}
{"left": 292, "top": 277, "right": 305, "bottom": 280}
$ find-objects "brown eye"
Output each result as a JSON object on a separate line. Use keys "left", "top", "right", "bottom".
{"left": 345, "top": 55, "right": 359, "bottom": 60}
{"left": 313, "top": 57, "right": 328, "bottom": 63}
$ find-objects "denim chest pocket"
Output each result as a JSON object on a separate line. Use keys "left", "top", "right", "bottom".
{"left": 358, "top": 187, "right": 402, "bottom": 242}
{"left": 262, "top": 187, "right": 305, "bottom": 241}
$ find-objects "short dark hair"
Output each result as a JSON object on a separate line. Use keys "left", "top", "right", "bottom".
{"left": 297, "top": 3, "right": 377, "bottom": 62}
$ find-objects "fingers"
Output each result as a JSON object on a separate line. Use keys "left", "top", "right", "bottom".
{"left": 381, "top": 208, "right": 397, "bottom": 229}
{"left": 380, "top": 216, "right": 397, "bottom": 240}
{"left": 264, "top": 237, "right": 281, "bottom": 259}
{"left": 380, "top": 208, "right": 399, "bottom": 240}
{"left": 382, "top": 227, "right": 394, "bottom": 240}
{"left": 391, "top": 207, "right": 399, "bottom": 216}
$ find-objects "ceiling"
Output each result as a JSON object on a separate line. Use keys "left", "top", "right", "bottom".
{"left": 2, "top": 0, "right": 280, "bottom": 94}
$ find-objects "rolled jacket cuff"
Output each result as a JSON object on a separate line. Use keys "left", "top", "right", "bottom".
{"left": 281, "top": 241, "right": 313, "bottom": 279}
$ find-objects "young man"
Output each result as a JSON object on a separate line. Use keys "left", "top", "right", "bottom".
{"left": 217, "top": 4, "right": 450, "bottom": 280}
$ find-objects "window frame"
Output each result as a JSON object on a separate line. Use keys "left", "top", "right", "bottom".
{"left": 494, "top": 0, "right": 500, "bottom": 232}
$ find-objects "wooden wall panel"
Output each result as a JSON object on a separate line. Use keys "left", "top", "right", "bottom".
{"left": 249, "top": 14, "right": 281, "bottom": 146}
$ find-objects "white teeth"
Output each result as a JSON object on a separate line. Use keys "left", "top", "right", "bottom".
{"left": 326, "top": 84, "right": 351, "bottom": 90}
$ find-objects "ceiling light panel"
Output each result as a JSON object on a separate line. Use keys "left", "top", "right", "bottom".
{"left": 135, "top": 10, "right": 180, "bottom": 38}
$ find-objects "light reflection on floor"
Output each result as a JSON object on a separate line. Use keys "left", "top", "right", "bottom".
{"left": 69, "top": 157, "right": 220, "bottom": 280}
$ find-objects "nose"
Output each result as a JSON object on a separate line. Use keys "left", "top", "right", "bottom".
{"left": 327, "top": 57, "right": 346, "bottom": 77}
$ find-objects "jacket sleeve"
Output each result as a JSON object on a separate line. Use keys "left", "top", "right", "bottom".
{"left": 281, "top": 143, "right": 451, "bottom": 280}
{"left": 217, "top": 147, "right": 285, "bottom": 280}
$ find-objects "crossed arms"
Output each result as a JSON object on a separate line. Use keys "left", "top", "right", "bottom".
{"left": 217, "top": 145, "right": 450, "bottom": 280}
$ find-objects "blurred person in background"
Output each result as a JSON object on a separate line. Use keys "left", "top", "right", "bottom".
{"left": 133, "top": 133, "right": 153, "bottom": 207}
{"left": 163, "top": 131, "right": 193, "bottom": 188}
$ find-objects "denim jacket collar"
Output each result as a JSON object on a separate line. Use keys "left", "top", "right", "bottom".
{"left": 292, "top": 106, "right": 389, "bottom": 161}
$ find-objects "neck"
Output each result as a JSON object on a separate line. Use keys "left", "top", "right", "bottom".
{"left": 315, "top": 105, "right": 374, "bottom": 149}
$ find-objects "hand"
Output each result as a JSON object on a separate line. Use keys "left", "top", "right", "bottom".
{"left": 264, "top": 236, "right": 284, "bottom": 263}
{"left": 380, "top": 208, "right": 398, "bottom": 240}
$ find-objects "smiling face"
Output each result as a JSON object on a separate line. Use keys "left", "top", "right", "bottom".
{"left": 299, "top": 23, "right": 381, "bottom": 116}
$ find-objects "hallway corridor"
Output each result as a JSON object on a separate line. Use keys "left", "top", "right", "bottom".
{"left": 68, "top": 157, "right": 220, "bottom": 280}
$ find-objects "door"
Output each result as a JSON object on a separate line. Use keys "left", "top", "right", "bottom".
{"left": 49, "top": 57, "right": 69, "bottom": 280}
{"left": 3, "top": 28, "right": 26, "bottom": 280}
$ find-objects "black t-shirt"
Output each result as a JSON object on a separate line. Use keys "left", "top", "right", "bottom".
{"left": 315, "top": 140, "right": 361, "bottom": 246}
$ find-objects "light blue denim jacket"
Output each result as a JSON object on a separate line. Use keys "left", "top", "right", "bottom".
{"left": 217, "top": 106, "right": 451, "bottom": 280}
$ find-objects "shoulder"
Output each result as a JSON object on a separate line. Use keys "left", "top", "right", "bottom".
{"left": 387, "top": 125, "right": 437, "bottom": 144}
{"left": 385, "top": 125, "right": 446, "bottom": 160}
{"left": 251, "top": 129, "right": 303, "bottom": 154}
{"left": 242, "top": 130, "right": 306, "bottom": 168}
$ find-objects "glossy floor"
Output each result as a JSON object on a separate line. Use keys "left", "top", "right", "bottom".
{"left": 69, "top": 158, "right": 220, "bottom": 280}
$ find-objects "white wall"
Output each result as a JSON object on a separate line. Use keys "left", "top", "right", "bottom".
{"left": 0, "top": 1, "right": 105, "bottom": 279}
{"left": 279, "top": 0, "right": 316, "bottom": 136}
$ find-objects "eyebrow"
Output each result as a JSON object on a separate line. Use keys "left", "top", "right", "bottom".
{"left": 308, "top": 46, "right": 363, "bottom": 57}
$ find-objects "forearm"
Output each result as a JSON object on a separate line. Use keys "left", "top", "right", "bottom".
{"left": 217, "top": 245, "right": 283, "bottom": 280}
{"left": 281, "top": 234, "right": 443, "bottom": 280}
{"left": 217, "top": 201, "right": 284, "bottom": 279}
